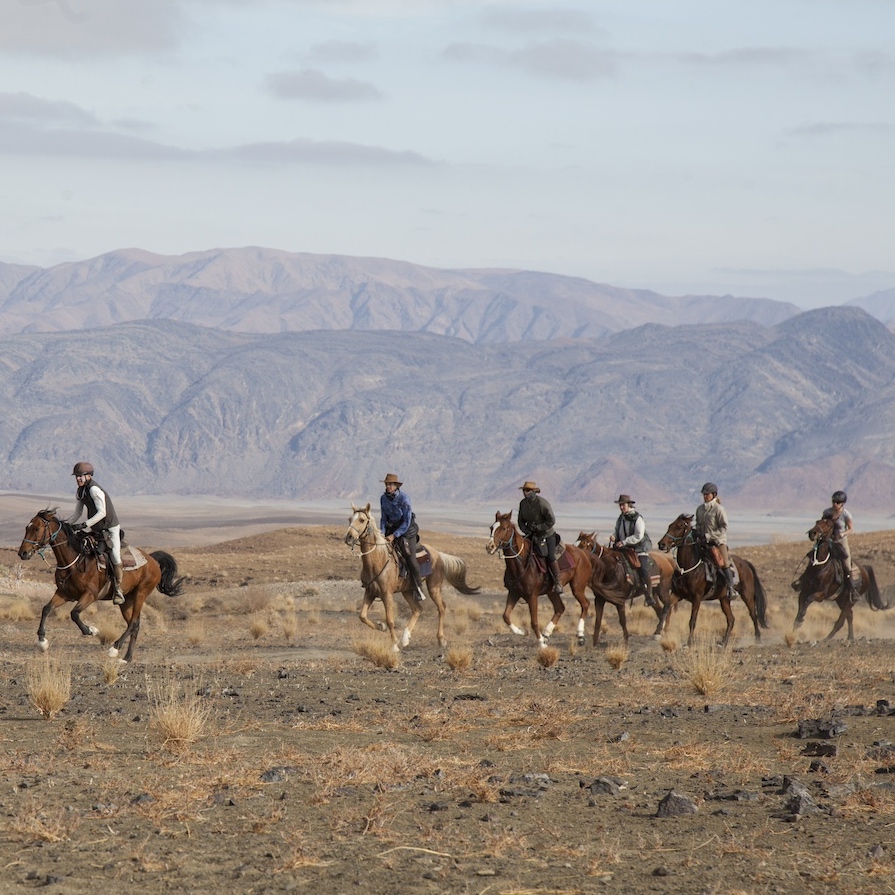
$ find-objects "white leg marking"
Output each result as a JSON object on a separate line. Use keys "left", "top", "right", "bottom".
{"left": 401, "top": 628, "right": 411, "bottom": 648}
{"left": 107, "top": 646, "right": 119, "bottom": 658}
{"left": 510, "top": 624, "right": 526, "bottom": 636}
{"left": 38, "top": 638, "right": 49, "bottom": 652}
{"left": 88, "top": 625, "right": 99, "bottom": 636}
{"left": 544, "top": 621, "right": 556, "bottom": 637}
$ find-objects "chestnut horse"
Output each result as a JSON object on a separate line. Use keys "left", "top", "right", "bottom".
{"left": 792, "top": 516, "right": 889, "bottom": 641}
{"left": 575, "top": 532, "right": 677, "bottom": 642}
{"left": 344, "top": 504, "right": 481, "bottom": 651}
{"left": 487, "top": 511, "right": 591, "bottom": 647}
{"left": 18, "top": 509, "right": 184, "bottom": 663}
{"left": 657, "top": 514, "right": 769, "bottom": 647}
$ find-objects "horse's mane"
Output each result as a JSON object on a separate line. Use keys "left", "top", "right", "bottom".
{"left": 352, "top": 506, "right": 388, "bottom": 547}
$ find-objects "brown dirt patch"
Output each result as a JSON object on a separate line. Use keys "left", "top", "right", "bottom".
{"left": 1, "top": 527, "right": 895, "bottom": 894}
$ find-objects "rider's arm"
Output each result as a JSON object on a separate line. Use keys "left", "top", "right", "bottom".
{"left": 619, "top": 515, "right": 645, "bottom": 548}
{"left": 389, "top": 492, "right": 413, "bottom": 539}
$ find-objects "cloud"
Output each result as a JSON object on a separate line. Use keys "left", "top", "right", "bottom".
{"left": 0, "top": 119, "right": 436, "bottom": 166}
{"left": 2, "top": 0, "right": 189, "bottom": 57}
{"left": 444, "top": 39, "right": 616, "bottom": 82}
{"left": 674, "top": 47, "right": 814, "bottom": 68}
{"left": 785, "top": 121, "right": 895, "bottom": 137}
{"left": 480, "top": 7, "right": 604, "bottom": 37}
{"left": 0, "top": 92, "right": 100, "bottom": 126}
{"left": 305, "top": 40, "right": 377, "bottom": 63}
{"left": 265, "top": 68, "right": 382, "bottom": 102}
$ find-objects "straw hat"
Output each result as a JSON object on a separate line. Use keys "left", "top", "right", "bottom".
{"left": 383, "top": 473, "right": 402, "bottom": 486}
{"left": 519, "top": 481, "right": 540, "bottom": 492}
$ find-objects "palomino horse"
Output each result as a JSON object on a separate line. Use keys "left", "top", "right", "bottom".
{"left": 657, "top": 514, "right": 769, "bottom": 647}
{"left": 18, "top": 509, "right": 184, "bottom": 663}
{"left": 575, "top": 532, "right": 677, "bottom": 642}
{"left": 792, "top": 516, "right": 889, "bottom": 641}
{"left": 344, "top": 504, "right": 481, "bottom": 650}
{"left": 487, "top": 511, "right": 591, "bottom": 647}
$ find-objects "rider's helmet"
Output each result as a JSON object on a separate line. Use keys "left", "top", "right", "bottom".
{"left": 701, "top": 482, "right": 718, "bottom": 496}
{"left": 832, "top": 490, "right": 847, "bottom": 504}
{"left": 72, "top": 461, "right": 94, "bottom": 477}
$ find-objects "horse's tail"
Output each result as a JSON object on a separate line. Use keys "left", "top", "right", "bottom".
{"left": 151, "top": 550, "right": 185, "bottom": 597}
{"left": 862, "top": 565, "right": 889, "bottom": 611}
{"left": 745, "top": 559, "right": 770, "bottom": 629}
{"left": 439, "top": 552, "right": 482, "bottom": 595}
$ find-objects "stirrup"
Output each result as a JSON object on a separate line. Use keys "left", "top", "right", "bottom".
{"left": 112, "top": 591, "right": 125, "bottom": 605}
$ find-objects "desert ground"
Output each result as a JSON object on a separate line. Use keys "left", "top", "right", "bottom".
{"left": 1, "top": 509, "right": 895, "bottom": 895}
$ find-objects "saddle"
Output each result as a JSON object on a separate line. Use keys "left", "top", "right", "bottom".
{"left": 78, "top": 532, "right": 147, "bottom": 572}
{"left": 618, "top": 552, "right": 660, "bottom": 587}
{"left": 528, "top": 538, "right": 573, "bottom": 576}
{"left": 395, "top": 545, "right": 433, "bottom": 580}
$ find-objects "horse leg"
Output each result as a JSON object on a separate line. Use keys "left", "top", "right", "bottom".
{"left": 592, "top": 598, "right": 606, "bottom": 647}
{"left": 826, "top": 597, "right": 852, "bottom": 641}
{"left": 358, "top": 590, "right": 381, "bottom": 633}
{"left": 571, "top": 579, "right": 589, "bottom": 646}
{"left": 37, "top": 591, "right": 67, "bottom": 651}
{"left": 614, "top": 600, "right": 630, "bottom": 643}
{"left": 425, "top": 582, "right": 448, "bottom": 649}
{"left": 502, "top": 592, "right": 526, "bottom": 637}
{"left": 70, "top": 593, "right": 101, "bottom": 638}
{"left": 542, "top": 590, "right": 565, "bottom": 643}
{"left": 719, "top": 597, "right": 736, "bottom": 647}
{"left": 110, "top": 578, "right": 155, "bottom": 663}
{"left": 687, "top": 597, "right": 703, "bottom": 647}
{"left": 527, "top": 594, "right": 546, "bottom": 646}
{"left": 399, "top": 584, "right": 422, "bottom": 649}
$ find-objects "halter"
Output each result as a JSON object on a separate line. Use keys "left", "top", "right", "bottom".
{"left": 579, "top": 538, "right": 604, "bottom": 557}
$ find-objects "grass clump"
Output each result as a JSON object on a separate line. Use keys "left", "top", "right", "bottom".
{"left": 352, "top": 633, "right": 400, "bottom": 670}
{"left": 26, "top": 656, "right": 72, "bottom": 720}
{"left": 147, "top": 671, "right": 213, "bottom": 750}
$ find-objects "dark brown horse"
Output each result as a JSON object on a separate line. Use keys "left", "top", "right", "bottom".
{"left": 575, "top": 532, "right": 677, "bottom": 642}
{"left": 486, "top": 511, "right": 591, "bottom": 646}
{"left": 657, "top": 514, "right": 769, "bottom": 647}
{"left": 793, "top": 516, "right": 890, "bottom": 641}
{"left": 18, "top": 509, "right": 184, "bottom": 663}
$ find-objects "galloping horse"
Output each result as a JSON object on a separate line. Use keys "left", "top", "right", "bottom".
{"left": 18, "top": 509, "right": 184, "bottom": 663}
{"left": 487, "top": 511, "right": 591, "bottom": 647}
{"left": 792, "top": 516, "right": 889, "bottom": 641}
{"left": 344, "top": 504, "right": 481, "bottom": 650}
{"left": 575, "top": 532, "right": 677, "bottom": 642}
{"left": 657, "top": 514, "right": 769, "bottom": 647}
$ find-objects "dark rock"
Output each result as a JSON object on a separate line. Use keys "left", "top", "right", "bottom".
{"left": 801, "top": 742, "right": 837, "bottom": 757}
{"left": 260, "top": 766, "right": 298, "bottom": 783}
{"left": 808, "top": 760, "right": 829, "bottom": 774}
{"left": 784, "top": 792, "right": 819, "bottom": 816}
{"left": 652, "top": 866, "right": 670, "bottom": 876}
{"left": 609, "top": 731, "right": 630, "bottom": 743}
{"left": 796, "top": 719, "right": 847, "bottom": 739}
{"left": 587, "top": 776, "right": 626, "bottom": 796}
{"left": 657, "top": 791, "right": 698, "bottom": 817}
{"left": 427, "top": 802, "right": 449, "bottom": 812}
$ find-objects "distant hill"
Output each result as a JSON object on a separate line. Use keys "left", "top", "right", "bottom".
{"left": 848, "top": 287, "right": 895, "bottom": 325}
{"left": 0, "top": 247, "right": 799, "bottom": 341}
{"left": 2, "top": 306, "right": 895, "bottom": 510}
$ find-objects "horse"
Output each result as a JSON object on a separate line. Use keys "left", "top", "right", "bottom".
{"left": 17, "top": 508, "right": 184, "bottom": 663}
{"left": 792, "top": 516, "right": 890, "bottom": 640}
{"left": 486, "top": 511, "right": 592, "bottom": 647}
{"left": 656, "top": 514, "right": 769, "bottom": 647}
{"left": 344, "top": 503, "right": 481, "bottom": 651}
{"left": 575, "top": 532, "right": 677, "bottom": 642}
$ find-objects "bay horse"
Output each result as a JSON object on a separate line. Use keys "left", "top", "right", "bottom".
{"left": 17, "top": 508, "right": 184, "bottom": 663}
{"left": 793, "top": 516, "right": 889, "bottom": 641}
{"left": 656, "top": 514, "right": 769, "bottom": 647}
{"left": 486, "top": 511, "right": 592, "bottom": 647}
{"left": 575, "top": 532, "right": 677, "bottom": 642}
{"left": 344, "top": 504, "right": 481, "bottom": 651}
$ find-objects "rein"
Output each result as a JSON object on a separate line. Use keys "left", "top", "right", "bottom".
{"left": 347, "top": 514, "right": 401, "bottom": 588}
{"left": 24, "top": 516, "right": 79, "bottom": 569}
{"left": 666, "top": 528, "right": 704, "bottom": 575}
{"left": 809, "top": 537, "right": 833, "bottom": 568}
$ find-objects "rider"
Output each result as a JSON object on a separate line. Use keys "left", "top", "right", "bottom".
{"left": 694, "top": 482, "right": 736, "bottom": 601}
{"left": 67, "top": 461, "right": 125, "bottom": 605}
{"left": 823, "top": 490, "right": 857, "bottom": 603}
{"left": 379, "top": 473, "right": 426, "bottom": 602}
{"left": 609, "top": 494, "right": 655, "bottom": 607}
{"left": 517, "top": 481, "right": 563, "bottom": 596}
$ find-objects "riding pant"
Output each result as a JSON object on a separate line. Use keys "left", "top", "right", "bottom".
{"left": 394, "top": 531, "right": 424, "bottom": 590}
{"left": 101, "top": 525, "right": 122, "bottom": 565}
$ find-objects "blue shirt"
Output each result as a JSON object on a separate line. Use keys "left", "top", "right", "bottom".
{"left": 380, "top": 489, "right": 414, "bottom": 538}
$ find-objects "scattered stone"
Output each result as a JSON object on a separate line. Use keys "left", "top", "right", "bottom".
{"left": 586, "top": 776, "right": 626, "bottom": 796}
{"left": 801, "top": 742, "right": 837, "bottom": 757}
{"left": 796, "top": 719, "right": 847, "bottom": 739}
{"left": 869, "top": 844, "right": 886, "bottom": 860}
{"left": 865, "top": 742, "right": 895, "bottom": 762}
{"left": 427, "top": 802, "right": 449, "bottom": 812}
{"left": 130, "top": 793, "right": 156, "bottom": 806}
{"left": 277, "top": 668, "right": 289, "bottom": 679}
{"left": 875, "top": 700, "right": 893, "bottom": 716}
{"left": 222, "top": 686, "right": 240, "bottom": 697}
{"left": 652, "top": 866, "right": 670, "bottom": 876}
{"left": 260, "top": 766, "right": 298, "bottom": 783}
{"left": 808, "top": 760, "right": 829, "bottom": 774}
{"left": 609, "top": 731, "right": 630, "bottom": 742}
{"left": 657, "top": 791, "right": 698, "bottom": 817}
{"left": 783, "top": 792, "right": 820, "bottom": 816}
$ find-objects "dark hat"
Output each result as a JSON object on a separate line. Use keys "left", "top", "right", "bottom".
{"left": 72, "top": 462, "right": 94, "bottom": 477}
{"left": 701, "top": 482, "right": 718, "bottom": 495}
{"left": 615, "top": 494, "right": 635, "bottom": 505}
{"left": 383, "top": 473, "right": 402, "bottom": 486}
{"left": 519, "top": 481, "right": 540, "bottom": 492}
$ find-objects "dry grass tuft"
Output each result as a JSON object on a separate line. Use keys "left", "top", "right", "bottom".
{"left": 7, "top": 799, "right": 78, "bottom": 843}
{"left": 146, "top": 671, "right": 213, "bottom": 750}
{"left": 26, "top": 656, "right": 72, "bottom": 720}
{"left": 445, "top": 644, "right": 473, "bottom": 671}
{"left": 783, "top": 630, "right": 798, "bottom": 648}
{"left": 94, "top": 616, "right": 121, "bottom": 646}
{"left": 0, "top": 594, "right": 34, "bottom": 620}
{"left": 673, "top": 635, "right": 736, "bottom": 696}
{"left": 604, "top": 641, "right": 629, "bottom": 669}
{"left": 537, "top": 645, "right": 560, "bottom": 667}
{"left": 55, "top": 716, "right": 95, "bottom": 751}
{"left": 281, "top": 611, "right": 298, "bottom": 641}
{"left": 352, "top": 633, "right": 400, "bottom": 670}
{"left": 249, "top": 616, "right": 269, "bottom": 640}
{"left": 101, "top": 657, "right": 122, "bottom": 685}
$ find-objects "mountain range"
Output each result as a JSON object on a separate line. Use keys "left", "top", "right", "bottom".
{"left": 2, "top": 277, "right": 894, "bottom": 510}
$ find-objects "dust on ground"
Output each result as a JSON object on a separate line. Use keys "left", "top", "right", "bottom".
{"left": 1, "top": 523, "right": 895, "bottom": 895}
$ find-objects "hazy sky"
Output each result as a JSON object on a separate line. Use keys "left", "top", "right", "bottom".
{"left": 2, "top": 0, "right": 894, "bottom": 307}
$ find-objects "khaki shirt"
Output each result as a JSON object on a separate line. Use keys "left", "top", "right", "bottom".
{"left": 695, "top": 497, "right": 728, "bottom": 546}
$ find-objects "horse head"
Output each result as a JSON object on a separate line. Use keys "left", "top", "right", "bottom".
{"left": 575, "top": 531, "right": 599, "bottom": 553}
{"left": 487, "top": 511, "right": 516, "bottom": 555}
{"left": 807, "top": 517, "right": 833, "bottom": 543}
{"left": 657, "top": 514, "right": 694, "bottom": 552}
{"left": 345, "top": 503, "right": 373, "bottom": 547}
{"left": 18, "top": 508, "right": 63, "bottom": 560}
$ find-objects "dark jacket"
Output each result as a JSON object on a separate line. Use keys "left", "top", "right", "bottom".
{"left": 517, "top": 493, "right": 556, "bottom": 539}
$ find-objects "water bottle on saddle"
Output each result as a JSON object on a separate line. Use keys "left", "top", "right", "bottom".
{"left": 517, "top": 481, "right": 563, "bottom": 596}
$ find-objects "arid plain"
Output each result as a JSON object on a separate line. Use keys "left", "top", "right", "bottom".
{"left": 2, "top": 506, "right": 895, "bottom": 895}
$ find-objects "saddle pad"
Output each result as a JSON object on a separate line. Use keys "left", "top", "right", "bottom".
{"left": 558, "top": 546, "right": 575, "bottom": 572}
{"left": 96, "top": 545, "right": 148, "bottom": 572}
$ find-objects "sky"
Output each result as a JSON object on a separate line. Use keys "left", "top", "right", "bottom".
{"left": 1, "top": 0, "right": 894, "bottom": 308}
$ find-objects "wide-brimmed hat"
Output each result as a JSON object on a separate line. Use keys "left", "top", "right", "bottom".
{"left": 383, "top": 473, "right": 403, "bottom": 486}
{"left": 519, "top": 481, "right": 540, "bottom": 492}
{"left": 615, "top": 494, "right": 635, "bottom": 505}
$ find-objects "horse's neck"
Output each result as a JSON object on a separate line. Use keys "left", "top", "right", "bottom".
{"left": 47, "top": 523, "right": 78, "bottom": 566}
{"left": 502, "top": 532, "right": 528, "bottom": 572}
{"left": 359, "top": 530, "right": 390, "bottom": 569}
{"left": 676, "top": 537, "right": 701, "bottom": 572}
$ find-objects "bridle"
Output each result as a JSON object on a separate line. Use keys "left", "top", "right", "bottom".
{"left": 488, "top": 521, "right": 524, "bottom": 558}
{"left": 808, "top": 525, "right": 834, "bottom": 567}
{"left": 345, "top": 512, "right": 383, "bottom": 557}
{"left": 21, "top": 514, "right": 79, "bottom": 569}
{"left": 661, "top": 525, "right": 703, "bottom": 575}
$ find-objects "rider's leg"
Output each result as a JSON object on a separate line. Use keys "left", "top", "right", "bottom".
{"left": 546, "top": 535, "right": 563, "bottom": 596}
{"left": 839, "top": 538, "right": 858, "bottom": 604}
{"left": 718, "top": 544, "right": 736, "bottom": 599}
{"left": 105, "top": 526, "right": 125, "bottom": 605}
{"left": 637, "top": 554, "right": 655, "bottom": 607}
{"left": 398, "top": 533, "right": 426, "bottom": 601}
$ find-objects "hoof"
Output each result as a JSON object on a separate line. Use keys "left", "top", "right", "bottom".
{"left": 577, "top": 635, "right": 586, "bottom": 647}
{"left": 538, "top": 636, "right": 549, "bottom": 648}
{"left": 107, "top": 646, "right": 120, "bottom": 658}
{"left": 400, "top": 630, "right": 411, "bottom": 648}
{"left": 391, "top": 643, "right": 400, "bottom": 654}
{"left": 87, "top": 625, "right": 99, "bottom": 637}
{"left": 377, "top": 622, "right": 388, "bottom": 633}
{"left": 37, "top": 638, "right": 49, "bottom": 652}
{"left": 509, "top": 624, "right": 526, "bottom": 636}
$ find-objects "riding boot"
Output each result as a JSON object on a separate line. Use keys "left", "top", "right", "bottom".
{"left": 112, "top": 563, "right": 125, "bottom": 605}
{"left": 638, "top": 565, "right": 655, "bottom": 607}
{"left": 723, "top": 566, "right": 737, "bottom": 601}
{"left": 845, "top": 571, "right": 858, "bottom": 605}
{"left": 548, "top": 561, "right": 564, "bottom": 596}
